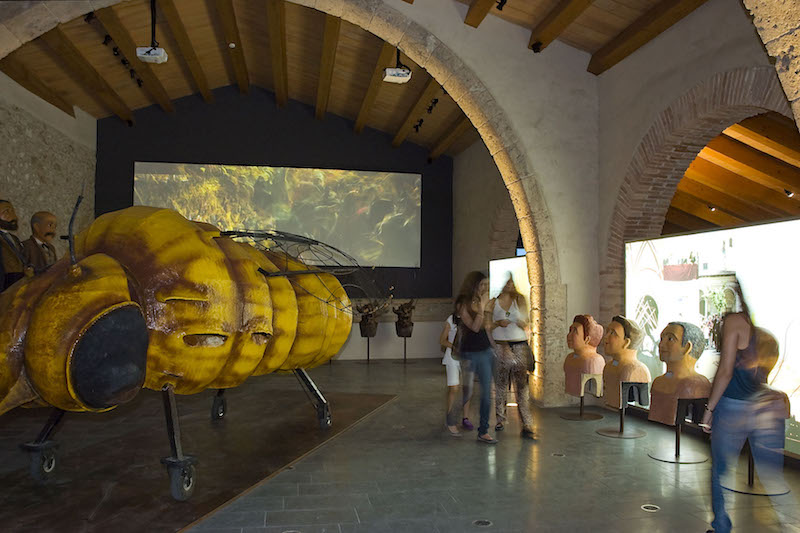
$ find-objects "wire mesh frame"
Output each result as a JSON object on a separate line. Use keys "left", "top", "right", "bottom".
{"left": 223, "top": 230, "right": 392, "bottom": 315}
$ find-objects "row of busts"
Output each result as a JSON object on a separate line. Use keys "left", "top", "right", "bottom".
{"left": 564, "top": 315, "right": 710, "bottom": 425}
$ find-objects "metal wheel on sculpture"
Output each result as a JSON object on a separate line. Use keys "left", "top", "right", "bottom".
{"left": 211, "top": 395, "right": 227, "bottom": 421}
{"left": 30, "top": 449, "right": 57, "bottom": 483}
{"left": 168, "top": 464, "right": 196, "bottom": 501}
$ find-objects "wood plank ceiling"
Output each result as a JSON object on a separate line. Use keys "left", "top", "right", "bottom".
{"left": 0, "top": 0, "right": 479, "bottom": 159}
{"left": 662, "top": 112, "right": 800, "bottom": 236}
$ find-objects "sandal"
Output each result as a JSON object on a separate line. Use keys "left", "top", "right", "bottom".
{"left": 445, "top": 425, "right": 462, "bottom": 437}
{"left": 495, "top": 422, "right": 504, "bottom": 431}
{"left": 477, "top": 434, "right": 498, "bottom": 444}
{"left": 521, "top": 428, "right": 535, "bottom": 440}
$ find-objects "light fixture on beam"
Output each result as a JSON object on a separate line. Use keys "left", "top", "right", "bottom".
{"left": 708, "top": 205, "right": 716, "bottom": 212}
{"left": 785, "top": 189, "right": 795, "bottom": 198}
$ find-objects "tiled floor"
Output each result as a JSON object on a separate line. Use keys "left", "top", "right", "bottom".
{"left": 186, "top": 359, "right": 800, "bottom": 533}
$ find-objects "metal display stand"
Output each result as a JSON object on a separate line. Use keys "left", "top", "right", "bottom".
{"left": 560, "top": 373, "right": 604, "bottom": 421}
{"left": 596, "top": 382, "right": 648, "bottom": 439}
{"left": 721, "top": 441, "right": 791, "bottom": 496}
{"left": 648, "top": 398, "right": 708, "bottom": 464}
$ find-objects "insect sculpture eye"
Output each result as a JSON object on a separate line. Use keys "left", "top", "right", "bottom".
{"left": 182, "top": 334, "right": 228, "bottom": 347}
{"left": 251, "top": 332, "right": 272, "bottom": 345}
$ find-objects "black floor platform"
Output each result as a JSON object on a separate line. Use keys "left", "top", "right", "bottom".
{"left": 0, "top": 372, "right": 394, "bottom": 533}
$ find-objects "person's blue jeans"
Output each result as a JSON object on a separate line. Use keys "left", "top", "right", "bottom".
{"left": 710, "top": 395, "right": 787, "bottom": 533}
{"left": 462, "top": 348, "right": 494, "bottom": 435}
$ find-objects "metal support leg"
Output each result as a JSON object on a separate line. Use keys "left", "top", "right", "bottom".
{"left": 294, "top": 368, "right": 332, "bottom": 429}
{"left": 367, "top": 337, "right": 370, "bottom": 364}
{"left": 579, "top": 395, "right": 584, "bottom": 418}
{"left": 403, "top": 338, "right": 407, "bottom": 363}
{"left": 211, "top": 388, "right": 226, "bottom": 421}
{"left": 748, "top": 444, "right": 755, "bottom": 487}
{"left": 676, "top": 422, "right": 681, "bottom": 457}
{"left": 161, "top": 385, "right": 197, "bottom": 501}
{"left": 21, "top": 408, "right": 65, "bottom": 482}
{"left": 619, "top": 407, "right": 625, "bottom": 433}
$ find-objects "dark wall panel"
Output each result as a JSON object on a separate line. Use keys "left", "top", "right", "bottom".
{"left": 96, "top": 86, "right": 453, "bottom": 298}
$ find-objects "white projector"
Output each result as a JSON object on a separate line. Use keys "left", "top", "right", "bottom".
{"left": 383, "top": 67, "right": 412, "bottom": 84}
{"left": 136, "top": 47, "right": 168, "bottom": 64}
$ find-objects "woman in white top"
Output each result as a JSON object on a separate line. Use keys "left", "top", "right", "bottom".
{"left": 488, "top": 273, "right": 535, "bottom": 438}
{"left": 440, "top": 314, "right": 473, "bottom": 436}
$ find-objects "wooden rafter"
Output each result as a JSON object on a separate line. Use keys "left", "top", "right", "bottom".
{"left": 686, "top": 159, "right": 800, "bottom": 217}
{"left": 662, "top": 221, "right": 688, "bottom": 235}
{"left": 354, "top": 42, "right": 395, "bottom": 134}
{"left": 392, "top": 78, "right": 440, "bottom": 147}
{"left": 464, "top": 0, "right": 495, "bottom": 29}
{"left": 724, "top": 115, "right": 800, "bottom": 169}
{"left": 214, "top": 0, "right": 249, "bottom": 93}
{"left": 699, "top": 136, "right": 800, "bottom": 192}
{"left": 40, "top": 26, "right": 135, "bottom": 124}
{"left": 429, "top": 116, "right": 472, "bottom": 160}
{"left": 159, "top": 0, "right": 214, "bottom": 103}
{"left": 529, "top": 0, "right": 593, "bottom": 53}
{"left": 677, "top": 176, "right": 776, "bottom": 222}
{"left": 0, "top": 54, "right": 74, "bottom": 117}
{"left": 95, "top": 7, "right": 174, "bottom": 113}
{"left": 315, "top": 15, "right": 341, "bottom": 120}
{"left": 266, "top": 0, "right": 288, "bottom": 107}
{"left": 665, "top": 207, "right": 716, "bottom": 231}
{"left": 670, "top": 190, "right": 745, "bottom": 227}
{"left": 587, "top": 0, "right": 709, "bottom": 75}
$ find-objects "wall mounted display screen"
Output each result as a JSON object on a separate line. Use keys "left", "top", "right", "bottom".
{"left": 134, "top": 162, "right": 422, "bottom": 268}
{"left": 625, "top": 219, "right": 800, "bottom": 452}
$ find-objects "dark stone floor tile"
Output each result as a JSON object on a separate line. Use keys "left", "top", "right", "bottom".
{"left": 283, "top": 494, "right": 371, "bottom": 510}
{"left": 224, "top": 496, "right": 285, "bottom": 512}
{"left": 265, "top": 508, "right": 358, "bottom": 526}
{"left": 192, "top": 511, "right": 266, "bottom": 530}
{"left": 244, "top": 525, "right": 340, "bottom": 533}
{"left": 297, "top": 482, "right": 380, "bottom": 496}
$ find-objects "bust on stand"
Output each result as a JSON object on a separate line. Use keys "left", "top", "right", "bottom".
{"left": 561, "top": 315, "right": 605, "bottom": 421}
{"left": 597, "top": 315, "right": 651, "bottom": 438}
{"left": 647, "top": 322, "right": 711, "bottom": 463}
{"left": 356, "top": 302, "right": 382, "bottom": 363}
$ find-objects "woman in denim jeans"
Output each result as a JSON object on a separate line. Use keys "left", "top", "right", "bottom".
{"left": 701, "top": 292, "right": 788, "bottom": 533}
{"left": 448, "top": 271, "right": 497, "bottom": 444}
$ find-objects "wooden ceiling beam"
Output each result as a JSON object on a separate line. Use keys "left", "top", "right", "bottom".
{"left": 315, "top": 15, "right": 341, "bottom": 120}
{"left": 588, "top": 0, "right": 709, "bottom": 75}
{"left": 354, "top": 42, "right": 395, "bottom": 134}
{"left": 40, "top": 26, "right": 134, "bottom": 124}
{"left": 699, "top": 136, "right": 800, "bottom": 192}
{"left": 0, "top": 54, "right": 74, "bottom": 117}
{"left": 661, "top": 220, "right": 688, "bottom": 235}
{"left": 429, "top": 116, "right": 472, "bottom": 160}
{"left": 266, "top": 0, "right": 288, "bottom": 106}
{"left": 677, "top": 177, "right": 776, "bottom": 222}
{"left": 686, "top": 159, "right": 800, "bottom": 217}
{"left": 214, "top": 0, "right": 249, "bottom": 94}
{"left": 392, "top": 78, "right": 440, "bottom": 147}
{"left": 671, "top": 190, "right": 746, "bottom": 227}
{"left": 159, "top": 0, "right": 214, "bottom": 103}
{"left": 529, "top": 0, "right": 594, "bottom": 53}
{"left": 665, "top": 206, "right": 717, "bottom": 232}
{"left": 724, "top": 115, "right": 800, "bottom": 169}
{"left": 464, "top": 0, "right": 495, "bottom": 29}
{"left": 95, "top": 7, "right": 174, "bottom": 113}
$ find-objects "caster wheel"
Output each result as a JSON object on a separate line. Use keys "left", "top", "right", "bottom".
{"left": 320, "top": 415, "right": 332, "bottom": 429}
{"left": 318, "top": 406, "right": 332, "bottom": 429}
{"left": 211, "top": 396, "right": 226, "bottom": 420}
{"left": 30, "top": 449, "right": 56, "bottom": 483}
{"left": 168, "top": 463, "right": 196, "bottom": 501}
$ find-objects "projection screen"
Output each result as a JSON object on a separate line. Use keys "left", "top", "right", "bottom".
{"left": 625, "top": 218, "right": 800, "bottom": 452}
{"left": 134, "top": 162, "right": 421, "bottom": 268}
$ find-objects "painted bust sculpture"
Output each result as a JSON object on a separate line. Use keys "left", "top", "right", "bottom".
{"left": 602, "top": 315, "right": 651, "bottom": 409}
{"left": 564, "top": 314, "right": 605, "bottom": 397}
{"left": 393, "top": 299, "right": 415, "bottom": 338}
{"left": 648, "top": 322, "right": 711, "bottom": 425}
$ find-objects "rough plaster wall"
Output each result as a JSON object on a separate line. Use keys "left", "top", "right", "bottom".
{"left": 0, "top": 92, "right": 95, "bottom": 258}
{"left": 742, "top": 0, "right": 800, "bottom": 129}
{"left": 597, "top": 0, "right": 774, "bottom": 267}
{"left": 452, "top": 140, "right": 512, "bottom": 295}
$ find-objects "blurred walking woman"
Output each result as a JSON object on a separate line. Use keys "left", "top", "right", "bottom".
{"left": 449, "top": 271, "right": 497, "bottom": 444}
{"left": 489, "top": 273, "right": 534, "bottom": 438}
{"left": 701, "top": 284, "right": 789, "bottom": 533}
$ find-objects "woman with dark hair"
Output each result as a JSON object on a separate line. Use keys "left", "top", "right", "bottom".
{"left": 701, "top": 281, "right": 789, "bottom": 533}
{"left": 448, "top": 271, "right": 497, "bottom": 444}
{"left": 488, "top": 273, "right": 534, "bottom": 438}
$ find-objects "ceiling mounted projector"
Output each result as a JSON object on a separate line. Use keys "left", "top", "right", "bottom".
{"left": 383, "top": 49, "right": 412, "bottom": 84}
{"left": 383, "top": 67, "right": 411, "bottom": 84}
{"left": 136, "top": 47, "right": 168, "bottom": 64}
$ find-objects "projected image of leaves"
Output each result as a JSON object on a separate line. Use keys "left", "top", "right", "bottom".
{"left": 134, "top": 163, "right": 422, "bottom": 267}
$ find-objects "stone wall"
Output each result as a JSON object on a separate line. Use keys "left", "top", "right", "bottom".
{"left": 742, "top": 0, "right": 800, "bottom": 129}
{"left": 0, "top": 74, "right": 95, "bottom": 258}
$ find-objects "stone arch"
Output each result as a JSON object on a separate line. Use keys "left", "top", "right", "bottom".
{"left": 0, "top": 0, "right": 562, "bottom": 396}
{"left": 600, "top": 66, "right": 792, "bottom": 322}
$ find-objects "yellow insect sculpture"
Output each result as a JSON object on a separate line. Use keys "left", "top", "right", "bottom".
{"left": 0, "top": 206, "right": 353, "bottom": 500}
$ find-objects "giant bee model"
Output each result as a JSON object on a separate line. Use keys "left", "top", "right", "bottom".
{"left": 0, "top": 206, "right": 353, "bottom": 500}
